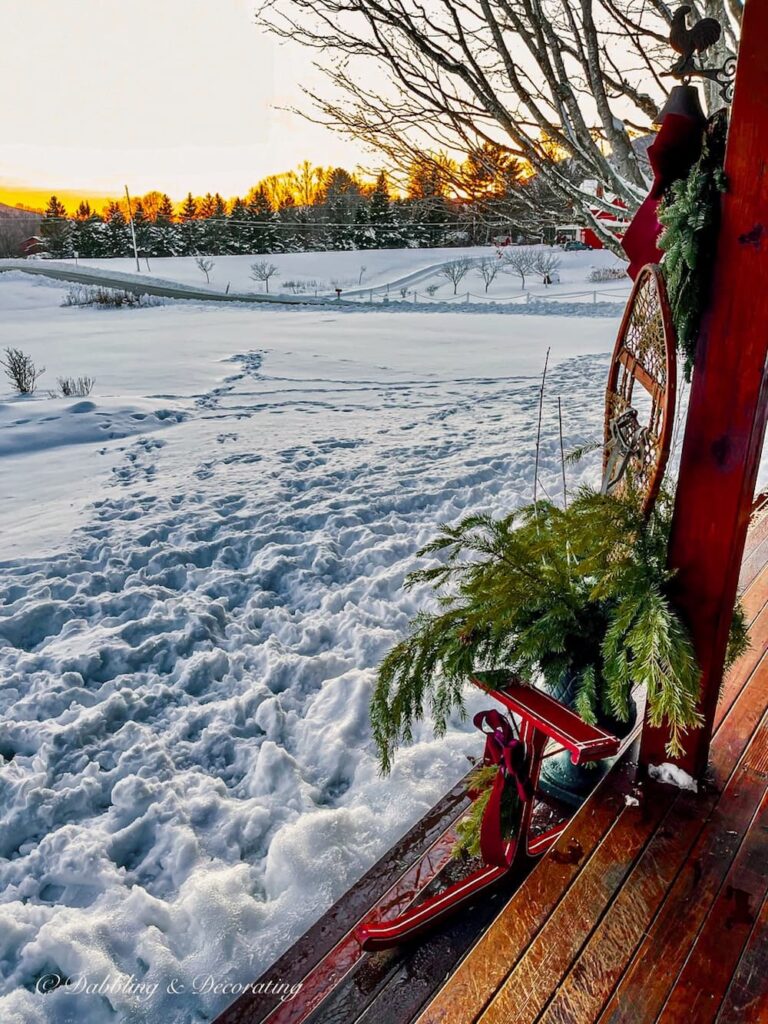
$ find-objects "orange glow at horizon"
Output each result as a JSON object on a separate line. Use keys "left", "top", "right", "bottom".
{"left": 0, "top": 186, "right": 121, "bottom": 215}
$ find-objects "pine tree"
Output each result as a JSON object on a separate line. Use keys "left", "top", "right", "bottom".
{"left": 407, "top": 156, "right": 451, "bottom": 246}
{"left": 131, "top": 200, "right": 152, "bottom": 259}
{"left": 152, "top": 194, "right": 178, "bottom": 256}
{"left": 319, "top": 167, "right": 362, "bottom": 249}
{"left": 72, "top": 207, "right": 104, "bottom": 258}
{"left": 178, "top": 192, "right": 200, "bottom": 255}
{"left": 353, "top": 201, "right": 373, "bottom": 249}
{"left": 157, "top": 194, "right": 175, "bottom": 221}
{"left": 103, "top": 201, "right": 131, "bottom": 257}
{"left": 369, "top": 171, "right": 394, "bottom": 247}
{"left": 228, "top": 197, "right": 248, "bottom": 254}
{"left": 40, "top": 195, "right": 73, "bottom": 258}
{"left": 247, "top": 185, "right": 278, "bottom": 253}
{"left": 198, "top": 192, "right": 216, "bottom": 219}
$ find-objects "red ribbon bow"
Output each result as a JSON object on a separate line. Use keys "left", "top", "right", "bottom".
{"left": 473, "top": 709, "right": 532, "bottom": 866}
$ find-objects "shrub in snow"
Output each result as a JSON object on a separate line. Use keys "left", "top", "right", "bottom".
{"left": 2, "top": 347, "right": 45, "bottom": 394}
{"left": 62, "top": 285, "right": 161, "bottom": 309}
{"left": 195, "top": 256, "right": 215, "bottom": 283}
{"left": 279, "top": 278, "right": 324, "bottom": 295}
{"left": 587, "top": 266, "right": 628, "bottom": 283}
{"left": 425, "top": 284, "right": 439, "bottom": 296}
{"left": 54, "top": 376, "right": 95, "bottom": 398}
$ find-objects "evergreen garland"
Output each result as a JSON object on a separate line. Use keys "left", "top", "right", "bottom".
{"left": 372, "top": 487, "right": 749, "bottom": 773}
{"left": 453, "top": 764, "right": 521, "bottom": 859}
{"left": 658, "top": 112, "right": 728, "bottom": 381}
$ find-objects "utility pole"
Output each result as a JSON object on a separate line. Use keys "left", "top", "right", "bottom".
{"left": 125, "top": 185, "right": 140, "bottom": 273}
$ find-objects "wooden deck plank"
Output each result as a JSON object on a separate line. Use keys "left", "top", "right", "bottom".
{"left": 475, "top": 787, "right": 676, "bottom": 1024}
{"left": 536, "top": 789, "right": 711, "bottom": 1024}
{"left": 597, "top": 716, "right": 768, "bottom": 1024}
{"left": 738, "top": 501, "right": 768, "bottom": 591}
{"left": 709, "top": 655, "right": 768, "bottom": 789}
{"left": 657, "top": 788, "right": 768, "bottom": 1023}
{"left": 716, "top": 892, "right": 768, "bottom": 1024}
{"left": 413, "top": 757, "right": 637, "bottom": 1024}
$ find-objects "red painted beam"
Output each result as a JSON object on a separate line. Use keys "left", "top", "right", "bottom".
{"left": 641, "top": 0, "right": 768, "bottom": 777}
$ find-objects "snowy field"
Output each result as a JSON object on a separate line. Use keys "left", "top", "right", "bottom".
{"left": 0, "top": 249, "right": 744, "bottom": 1024}
{"left": 52, "top": 244, "right": 630, "bottom": 304}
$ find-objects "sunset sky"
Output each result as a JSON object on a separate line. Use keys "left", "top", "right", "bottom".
{"left": 1, "top": 0, "right": 368, "bottom": 209}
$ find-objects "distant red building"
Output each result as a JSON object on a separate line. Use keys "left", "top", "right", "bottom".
{"left": 19, "top": 236, "right": 45, "bottom": 257}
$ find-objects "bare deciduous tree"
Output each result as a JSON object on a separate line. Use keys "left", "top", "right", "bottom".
{"left": 533, "top": 250, "right": 562, "bottom": 284}
{"left": 477, "top": 256, "right": 502, "bottom": 293}
{"left": 502, "top": 246, "right": 538, "bottom": 290}
{"left": 195, "top": 256, "right": 215, "bottom": 283}
{"left": 250, "top": 260, "right": 280, "bottom": 292}
{"left": 439, "top": 256, "right": 473, "bottom": 294}
{"left": 2, "top": 348, "right": 45, "bottom": 394}
{"left": 261, "top": 0, "right": 741, "bottom": 250}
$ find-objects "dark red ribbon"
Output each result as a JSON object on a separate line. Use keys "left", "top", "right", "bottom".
{"left": 473, "top": 709, "right": 532, "bottom": 866}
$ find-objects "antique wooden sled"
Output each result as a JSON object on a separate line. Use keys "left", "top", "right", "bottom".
{"left": 355, "top": 675, "right": 621, "bottom": 950}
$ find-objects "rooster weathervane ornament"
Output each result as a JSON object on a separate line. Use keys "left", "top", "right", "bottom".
{"left": 666, "top": 4, "right": 736, "bottom": 103}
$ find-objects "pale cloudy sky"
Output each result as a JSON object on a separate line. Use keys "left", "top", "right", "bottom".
{"left": 1, "top": 0, "right": 368, "bottom": 198}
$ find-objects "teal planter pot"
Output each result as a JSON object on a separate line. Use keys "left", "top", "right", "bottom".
{"left": 536, "top": 672, "right": 636, "bottom": 808}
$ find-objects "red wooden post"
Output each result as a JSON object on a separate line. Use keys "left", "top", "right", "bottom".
{"left": 640, "top": 0, "right": 768, "bottom": 778}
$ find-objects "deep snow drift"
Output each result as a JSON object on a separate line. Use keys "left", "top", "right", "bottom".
{"left": 0, "top": 252, "right": 757, "bottom": 1024}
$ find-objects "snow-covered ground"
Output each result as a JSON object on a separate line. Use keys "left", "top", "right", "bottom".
{"left": 0, "top": 249, "right": 754, "bottom": 1024}
{"left": 53, "top": 244, "right": 630, "bottom": 304}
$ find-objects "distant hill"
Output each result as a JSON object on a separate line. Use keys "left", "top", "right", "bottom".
{"left": 0, "top": 202, "right": 42, "bottom": 219}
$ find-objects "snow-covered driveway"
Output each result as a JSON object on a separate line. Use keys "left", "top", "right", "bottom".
{"left": 0, "top": 273, "right": 614, "bottom": 1023}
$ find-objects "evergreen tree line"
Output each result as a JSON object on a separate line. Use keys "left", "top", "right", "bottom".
{"left": 37, "top": 150, "right": 575, "bottom": 260}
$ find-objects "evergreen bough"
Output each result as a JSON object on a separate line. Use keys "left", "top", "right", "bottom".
{"left": 658, "top": 112, "right": 728, "bottom": 381}
{"left": 372, "top": 488, "right": 749, "bottom": 773}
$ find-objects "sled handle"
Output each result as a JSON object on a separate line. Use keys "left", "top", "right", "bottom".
{"left": 471, "top": 675, "right": 620, "bottom": 765}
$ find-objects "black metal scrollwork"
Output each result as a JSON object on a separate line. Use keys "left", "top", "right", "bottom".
{"left": 665, "top": 5, "right": 736, "bottom": 104}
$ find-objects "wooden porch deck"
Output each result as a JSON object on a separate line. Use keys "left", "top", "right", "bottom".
{"left": 214, "top": 506, "right": 768, "bottom": 1024}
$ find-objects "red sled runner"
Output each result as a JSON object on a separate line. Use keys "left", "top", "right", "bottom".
{"left": 355, "top": 673, "right": 620, "bottom": 951}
